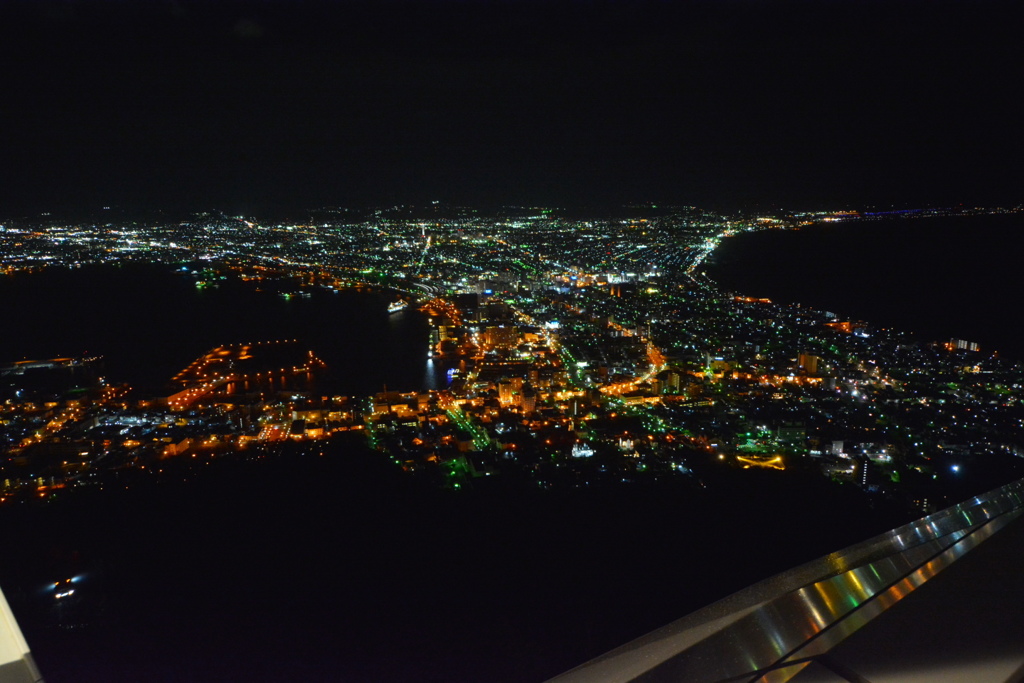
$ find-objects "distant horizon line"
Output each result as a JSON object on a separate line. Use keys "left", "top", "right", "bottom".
{"left": 4, "top": 201, "right": 1022, "bottom": 223}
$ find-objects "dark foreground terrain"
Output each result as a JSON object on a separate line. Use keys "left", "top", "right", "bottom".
{"left": 3, "top": 436, "right": 989, "bottom": 682}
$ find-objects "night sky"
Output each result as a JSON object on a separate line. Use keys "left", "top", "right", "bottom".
{"left": 2, "top": 0, "right": 1022, "bottom": 215}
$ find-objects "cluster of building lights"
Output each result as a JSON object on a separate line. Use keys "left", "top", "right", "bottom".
{"left": 2, "top": 204, "right": 1023, "bottom": 506}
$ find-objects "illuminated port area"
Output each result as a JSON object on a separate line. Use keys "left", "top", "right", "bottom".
{"left": 167, "top": 340, "right": 326, "bottom": 411}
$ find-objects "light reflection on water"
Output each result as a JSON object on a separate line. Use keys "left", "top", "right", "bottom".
{"left": 422, "top": 357, "right": 458, "bottom": 391}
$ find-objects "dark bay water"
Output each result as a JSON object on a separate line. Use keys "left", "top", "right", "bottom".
{"left": 0, "top": 264, "right": 444, "bottom": 395}
{"left": 704, "top": 213, "right": 1024, "bottom": 359}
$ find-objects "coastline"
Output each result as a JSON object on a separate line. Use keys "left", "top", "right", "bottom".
{"left": 699, "top": 212, "right": 1024, "bottom": 359}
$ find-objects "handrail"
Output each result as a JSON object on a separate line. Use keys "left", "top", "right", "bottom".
{"left": 549, "top": 478, "right": 1024, "bottom": 683}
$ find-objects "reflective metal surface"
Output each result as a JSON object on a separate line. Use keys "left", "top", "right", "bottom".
{"left": 550, "top": 478, "right": 1024, "bottom": 683}
{"left": 0, "top": 585, "right": 43, "bottom": 683}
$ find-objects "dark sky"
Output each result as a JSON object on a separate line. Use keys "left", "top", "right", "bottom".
{"left": 2, "top": 0, "right": 1021, "bottom": 215}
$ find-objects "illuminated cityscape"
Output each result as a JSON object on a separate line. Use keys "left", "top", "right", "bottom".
{"left": 3, "top": 1, "right": 1024, "bottom": 681}
{"left": 3, "top": 204, "right": 1023, "bottom": 511}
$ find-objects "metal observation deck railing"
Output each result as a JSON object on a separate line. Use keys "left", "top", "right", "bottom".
{"left": 549, "top": 477, "right": 1024, "bottom": 683}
